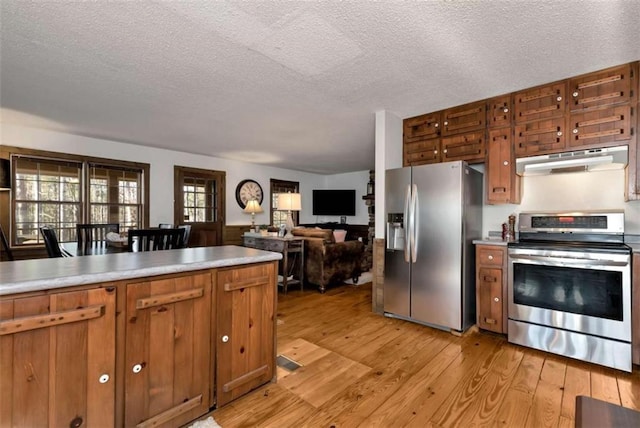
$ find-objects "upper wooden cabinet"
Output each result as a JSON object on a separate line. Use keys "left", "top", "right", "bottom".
{"left": 568, "top": 105, "right": 633, "bottom": 150}
{"left": 216, "top": 262, "right": 277, "bottom": 408}
{"left": 0, "top": 287, "right": 116, "bottom": 428}
{"left": 488, "top": 95, "right": 512, "bottom": 128}
{"left": 514, "top": 82, "right": 566, "bottom": 124}
{"left": 514, "top": 116, "right": 567, "bottom": 156}
{"left": 569, "top": 63, "right": 636, "bottom": 111}
{"left": 404, "top": 112, "right": 441, "bottom": 142}
{"left": 404, "top": 138, "right": 441, "bottom": 166}
{"left": 124, "top": 272, "right": 212, "bottom": 428}
{"left": 487, "top": 127, "right": 520, "bottom": 204}
{"left": 442, "top": 101, "right": 486, "bottom": 135}
{"left": 441, "top": 131, "right": 485, "bottom": 163}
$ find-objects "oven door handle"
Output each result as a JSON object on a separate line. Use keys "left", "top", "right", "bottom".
{"left": 510, "top": 254, "right": 629, "bottom": 267}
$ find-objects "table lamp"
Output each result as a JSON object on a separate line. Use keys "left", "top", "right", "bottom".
{"left": 277, "top": 192, "right": 301, "bottom": 238}
{"left": 243, "top": 199, "right": 263, "bottom": 231}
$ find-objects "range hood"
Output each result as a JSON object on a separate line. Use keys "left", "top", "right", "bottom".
{"left": 516, "top": 146, "right": 628, "bottom": 176}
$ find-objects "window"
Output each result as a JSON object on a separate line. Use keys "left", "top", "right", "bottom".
{"left": 270, "top": 179, "right": 299, "bottom": 227}
{"left": 88, "top": 164, "right": 142, "bottom": 230}
{"left": 8, "top": 148, "right": 149, "bottom": 246}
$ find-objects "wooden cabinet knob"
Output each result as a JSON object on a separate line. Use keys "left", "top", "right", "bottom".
{"left": 556, "top": 96, "right": 563, "bottom": 101}
{"left": 487, "top": 255, "right": 493, "bottom": 260}
{"left": 494, "top": 297, "right": 500, "bottom": 302}
{"left": 573, "top": 91, "right": 579, "bottom": 97}
{"left": 503, "top": 161, "right": 509, "bottom": 166}
{"left": 132, "top": 364, "right": 143, "bottom": 374}
{"left": 222, "top": 335, "right": 229, "bottom": 343}
{"left": 99, "top": 374, "right": 110, "bottom": 384}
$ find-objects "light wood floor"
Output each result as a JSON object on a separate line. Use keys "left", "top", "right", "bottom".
{"left": 209, "top": 282, "right": 640, "bottom": 427}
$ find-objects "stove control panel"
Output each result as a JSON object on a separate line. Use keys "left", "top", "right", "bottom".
{"left": 519, "top": 211, "right": 624, "bottom": 234}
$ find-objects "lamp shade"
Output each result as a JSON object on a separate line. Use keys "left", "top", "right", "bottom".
{"left": 243, "top": 199, "right": 263, "bottom": 214}
{"left": 277, "top": 193, "right": 301, "bottom": 211}
{"left": 0, "top": 159, "right": 10, "bottom": 190}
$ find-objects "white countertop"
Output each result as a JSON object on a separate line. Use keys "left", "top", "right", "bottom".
{"left": 0, "top": 246, "right": 282, "bottom": 296}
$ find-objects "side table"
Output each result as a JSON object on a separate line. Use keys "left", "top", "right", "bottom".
{"left": 242, "top": 234, "right": 304, "bottom": 293}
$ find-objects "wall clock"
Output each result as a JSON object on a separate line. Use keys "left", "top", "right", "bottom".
{"left": 235, "top": 179, "right": 264, "bottom": 208}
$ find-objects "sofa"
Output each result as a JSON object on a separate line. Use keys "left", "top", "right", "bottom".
{"left": 292, "top": 228, "right": 364, "bottom": 293}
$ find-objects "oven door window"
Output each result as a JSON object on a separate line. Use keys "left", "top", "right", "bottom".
{"left": 512, "top": 263, "right": 622, "bottom": 321}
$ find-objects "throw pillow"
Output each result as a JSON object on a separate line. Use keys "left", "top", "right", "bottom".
{"left": 333, "top": 230, "right": 347, "bottom": 243}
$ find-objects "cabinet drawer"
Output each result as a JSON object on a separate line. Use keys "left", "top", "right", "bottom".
{"left": 404, "top": 113, "right": 442, "bottom": 142}
{"left": 442, "top": 101, "right": 486, "bottom": 136}
{"left": 403, "top": 138, "right": 440, "bottom": 165}
{"left": 441, "top": 131, "right": 485, "bottom": 163}
{"left": 515, "top": 82, "right": 566, "bottom": 123}
{"left": 514, "top": 116, "right": 567, "bottom": 156}
{"left": 568, "top": 105, "right": 632, "bottom": 149}
{"left": 476, "top": 245, "right": 505, "bottom": 267}
{"left": 569, "top": 63, "right": 635, "bottom": 110}
{"left": 218, "top": 263, "right": 273, "bottom": 291}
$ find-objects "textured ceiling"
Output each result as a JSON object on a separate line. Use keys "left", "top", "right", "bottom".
{"left": 1, "top": 1, "right": 639, "bottom": 174}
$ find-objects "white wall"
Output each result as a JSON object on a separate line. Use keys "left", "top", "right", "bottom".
{"left": 1, "top": 124, "right": 368, "bottom": 227}
{"left": 479, "top": 165, "right": 640, "bottom": 235}
{"left": 375, "top": 110, "right": 403, "bottom": 238}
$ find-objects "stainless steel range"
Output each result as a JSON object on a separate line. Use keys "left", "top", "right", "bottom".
{"left": 507, "top": 211, "right": 632, "bottom": 372}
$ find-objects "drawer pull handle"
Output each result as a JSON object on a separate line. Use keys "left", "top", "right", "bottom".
{"left": 222, "top": 335, "right": 229, "bottom": 343}
{"left": 99, "top": 374, "right": 110, "bottom": 384}
{"left": 0, "top": 305, "right": 105, "bottom": 336}
{"left": 136, "top": 288, "right": 204, "bottom": 309}
{"left": 494, "top": 297, "right": 500, "bottom": 302}
{"left": 132, "top": 364, "right": 143, "bottom": 374}
{"left": 487, "top": 255, "right": 493, "bottom": 260}
{"left": 223, "top": 275, "right": 270, "bottom": 291}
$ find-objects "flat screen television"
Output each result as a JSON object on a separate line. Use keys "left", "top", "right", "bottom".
{"left": 312, "top": 189, "right": 356, "bottom": 216}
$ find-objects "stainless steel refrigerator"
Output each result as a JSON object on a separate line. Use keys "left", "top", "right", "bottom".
{"left": 384, "top": 160, "right": 482, "bottom": 332}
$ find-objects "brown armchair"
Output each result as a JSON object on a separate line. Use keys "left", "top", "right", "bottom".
{"left": 292, "top": 228, "right": 364, "bottom": 293}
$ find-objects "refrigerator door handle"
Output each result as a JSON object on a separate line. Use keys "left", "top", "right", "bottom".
{"left": 403, "top": 184, "right": 411, "bottom": 262}
{"left": 410, "top": 184, "right": 418, "bottom": 263}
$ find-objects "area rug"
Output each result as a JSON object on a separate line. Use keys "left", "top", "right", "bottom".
{"left": 187, "top": 416, "right": 221, "bottom": 428}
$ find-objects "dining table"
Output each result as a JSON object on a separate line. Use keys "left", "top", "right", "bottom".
{"left": 60, "top": 241, "right": 128, "bottom": 256}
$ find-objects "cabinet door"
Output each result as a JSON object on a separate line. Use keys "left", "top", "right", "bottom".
{"left": 404, "top": 112, "right": 441, "bottom": 142}
{"left": 403, "top": 138, "right": 441, "bottom": 166}
{"left": 440, "top": 131, "right": 485, "bottom": 163}
{"left": 216, "top": 262, "right": 276, "bottom": 408}
{"left": 487, "top": 128, "right": 520, "bottom": 204}
{"left": 514, "top": 116, "right": 567, "bottom": 156}
{"left": 442, "top": 101, "right": 486, "bottom": 136}
{"left": 514, "top": 82, "right": 566, "bottom": 123}
{"left": 569, "top": 63, "right": 635, "bottom": 110}
{"left": 568, "top": 105, "right": 632, "bottom": 150}
{"left": 477, "top": 267, "right": 503, "bottom": 333}
{"left": 125, "top": 272, "right": 212, "bottom": 427}
{"left": 0, "top": 288, "right": 115, "bottom": 427}
{"left": 488, "top": 95, "right": 512, "bottom": 128}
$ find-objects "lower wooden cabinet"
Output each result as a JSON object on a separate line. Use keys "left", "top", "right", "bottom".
{"left": 1, "top": 261, "right": 278, "bottom": 428}
{"left": 0, "top": 287, "right": 116, "bottom": 427}
{"left": 475, "top": 244, "right": 508, "bottom": 334}
{"left": 124, "top": 272, "right": 212, "bottom": 427}
{"left": 216, "top": 262, "right": 277, "bottom": 407}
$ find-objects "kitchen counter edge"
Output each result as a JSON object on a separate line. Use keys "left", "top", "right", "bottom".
{"left": 0, "top": 245, "right": 282, "bottom": 296}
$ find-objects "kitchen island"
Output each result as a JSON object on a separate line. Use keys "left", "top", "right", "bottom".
{"left": 0, "top": 246, "right": 281, "bottom": 427}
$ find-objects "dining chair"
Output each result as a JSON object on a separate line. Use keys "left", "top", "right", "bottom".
{"left": 76, "top": 223, "right": 120, "bottom": 247}
{"left": 127, "top": 228, "right": 186, "bottom": 252}
{"left": 178, "top": 224, "right": 192, "bottom": 247}
{"left": 0, "top": 224, "right": 14, "bottom": 261}
{"left": 40, "top": 226, "right": 65, "bottom": 258}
